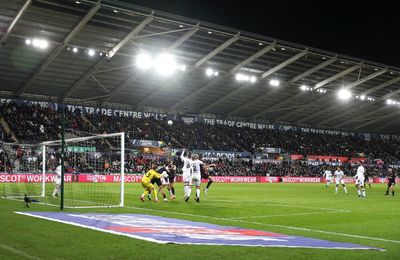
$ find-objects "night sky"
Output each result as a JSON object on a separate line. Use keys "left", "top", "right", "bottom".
{"left": 120, "top": 0, "right": 399, "bottom": 67}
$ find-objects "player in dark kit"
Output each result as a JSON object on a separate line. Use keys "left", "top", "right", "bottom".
{"left": 385, "top": 168, "right": 396, "bottom": 196}
{"left": 364, "top": 171, "right": 371, "bottom": 188}
{"left": 165, "top": 163, "right": 177, "bottom": 199}
{"left": 199, "top": 154, "right": 214, "bottom": 196}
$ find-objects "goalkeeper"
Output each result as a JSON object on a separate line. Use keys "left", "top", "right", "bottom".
{"left": 140, "top": 164, "right": 168, "bottom": 203}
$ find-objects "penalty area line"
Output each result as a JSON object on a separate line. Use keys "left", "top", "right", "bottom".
{"left": 126, "top": 205, "right": 399, "bottom": 245}
{"left": 231, "top": 211, "right": 341, "bottom": 220}
{"left": 207, "top": 199, "right": 350, "bottom": 213}
{"left": 0, "top": 242, "right": 42, "bottom": 260}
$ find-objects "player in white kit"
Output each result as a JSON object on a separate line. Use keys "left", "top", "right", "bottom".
{"left": 185, "top": 154, "right": 215, "bottom": 203}
{"left": 181, "top": 150, "right": 192, "bottom": 200}
{"left": 52, "top": 164, "right": 62, "bottom": 198}
{"left": 354, "top": 163, "right": 366, "bottom": 198}
{"left": 334, "top": 167, "right": 348, "bottom": 194}
{"left": 323, "top": 168, "right": 332, "bottom": 187}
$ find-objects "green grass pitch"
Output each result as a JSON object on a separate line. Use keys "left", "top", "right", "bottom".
{"left": 0, "top": 182, "right": 399, "bottom": 260}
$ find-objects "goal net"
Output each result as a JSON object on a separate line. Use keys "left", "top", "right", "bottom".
{"left": 0, "top": 132, "right": 125, "bottom": 208}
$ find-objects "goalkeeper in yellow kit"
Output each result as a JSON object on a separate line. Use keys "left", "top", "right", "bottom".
{"left": 140, "top": 164, "right": 168, "bottom": 203}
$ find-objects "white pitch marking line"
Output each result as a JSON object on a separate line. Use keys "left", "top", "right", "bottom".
{"left": 125, "top": 206, "right": 399, "bottom": 245}
{"left": 231, "top": 211, "right": 340, "bottom": 220}
{"left": 207, "top": 199, "right": 351, "bottom": 213}
{"left": 0, "top": 242, "right": 42, "bottom": 260}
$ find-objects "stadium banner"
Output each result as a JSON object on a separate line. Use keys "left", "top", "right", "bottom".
{"left": 2, "top": 97, "right": 400, "bottom": 139}
{"left": 193, "top": 149, "right": 252, "bottom": 158}
{"left": 0, "top": 174, "right": 141, "bottom": 183}
{"left": 307, "top": 155, "right": 349, "bottom": 162}
{"left": 290, "top": 154, "right": 304, "bottom": 160}
{"left": 17, "top": 212, "right": 382, "bottom": 250}
{"left": 1, "top": 174, "right": 398, "bottom": 183}
{"left": 280, "top": 177, "right": 322, "bottom": 183}
{"left": 206, "top": 176, "right": 259, "bottom": 183}
{"left": 131, "top": 139, "right": 166, "bottom": 147}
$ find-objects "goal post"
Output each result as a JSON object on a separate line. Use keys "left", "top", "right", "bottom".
{"left": 1, "top": 132, "right": 125, "bottom": 209}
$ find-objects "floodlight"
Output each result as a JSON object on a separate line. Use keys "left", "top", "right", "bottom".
{"left": 300, "top": 85, "right": 307, "bottom": 91}
{"left": 72, "top": 47, "right": 78, "bottom": 53}
{"left": 386, "top": 99, "right": 393, "bottom": 105}
{"left": 135, "top": 52, "right": 153, "bottom": 70}
{"left": 337, "top": 88, "right": 352, "bottom": 100}
{"left": 250, "top": 76, "right": 257, "bottom": 83}
{"left": 360, "top": 95, "right": 366, "bottom": 100}
{"left": 25, "top": 39, "right": 31, "bottom": 45}
{"left": 179, "top": 64, "right": 186, "bottom": 71}
{"left": 154, "top": 53, "right": 177, "bottom": 76}
{"left": 214, "top": 71, "right": 219, "bottom": 76}
{"left": 269, "top": 79, "right": 280, "bottom": 87}
{"left": 206, "top": 68, "right": 214, "bottom": 76}
{"left": 88, "top": 49, "right": 95, "bottom": 56}
{"left": 32, "top": 39, "right": 40, "bottom": 47}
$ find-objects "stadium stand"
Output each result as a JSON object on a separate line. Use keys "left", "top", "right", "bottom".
{"left": 0, "top": 101, "right": 398, "bottom": 178}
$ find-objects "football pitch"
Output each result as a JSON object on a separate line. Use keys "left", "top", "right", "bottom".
{"left": 0, "top": 183, "right": 399, "bottom": 260}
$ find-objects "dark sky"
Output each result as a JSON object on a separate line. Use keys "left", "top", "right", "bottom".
{"left": 120, "top": 0, "right": 399, "bottom": 67}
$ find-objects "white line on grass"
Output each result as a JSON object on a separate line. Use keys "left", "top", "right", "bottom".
{"left": 0, "top": 242, "right": 42, "bottom": 260}
{"left": 231, "top": 211, "right": 340, "bottom": 220}
{"left": 125, "top": 205, "right": 400, "bottom": 245}
{"left": 207, "top": 199, "right": 351, "bottom": 213}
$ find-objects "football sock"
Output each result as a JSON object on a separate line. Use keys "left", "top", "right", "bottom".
{"left": 152, "top": 189, "right": 158, "bottom": 199}
{"left": 393, "top": 191, "right": 395, "bottom": 196}
{"left": 196, "top": 188, "right": 200, "bottom": 198}
{"left": 171, "top": 187, "right": 175, "bottom": 196}
{"left": 357, "top": 189, "right": 361, "bottom": 195}
{"left": 343, "top": 186, "right": 348, "bottom": 194}
{"left": 206, "top": 179, "right": 213, "bottom": 189}
{"left": 362, "top": 189, "right": 365, "bottom": 197}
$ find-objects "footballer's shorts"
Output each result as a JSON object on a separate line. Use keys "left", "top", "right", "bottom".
{"left": 388, "top": 181, "right": 396, "bottom": 187}
{"left": 182, "top": 172, "right": 192, "bottom": 184}
{"left": 151, "top": 177, "right": 162, "bottom": 187}
{"left": 141, "top": 180, "right": 154, "bottom": 191}
{"left": 192, "top": 174, "right": 201, "bottom": 186}
{"left": 335, "top": 179, "right": 345, "bottom": 185}
{"left": 201, "top": 172, "right": 209, "bottom": 180}
{"left": 161, "top": 177, "right": 170, "bottom": 185}
{"left": 168, "top": 173, "right": 175, "bottom": 184}
{"left": 356, "top": 178, "right": 365, "bottom": 186}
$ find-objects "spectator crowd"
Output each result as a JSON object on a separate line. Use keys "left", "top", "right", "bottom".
{"left": 0, "top": 101, "right": 399, "bottom": 177}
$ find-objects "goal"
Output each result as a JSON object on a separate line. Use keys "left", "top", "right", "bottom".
{"left": 0, "top": 132, "right": 125, "bottom": 208}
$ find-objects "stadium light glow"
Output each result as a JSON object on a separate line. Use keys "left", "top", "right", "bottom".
{"left": 30, "top": 38, "right": 48, "bottom": 49}
{"left": 154, "top": 53, "right": 177, "bottom": 76}
{"left": 269, "top": 79, "right": 280, "bottom": 87}
{"left": 179, "top": 64, "right": 186, "bottom": 71}
{"left": 386, "top": 99, "right": 393, "bottom": 105}
{"left": 135, "top": 52, "right": 153, "bottom": 70}
{"left": 360, "top": 95, "right": 366, "bottom": 100}
{"left": 88, "top": 49, "right": 95, "bottom": 56}
{"left": 337, "top": 88, "right": 352, "bottom": 100}
{"left": 72, "top": 47, "right": 78, "bottom": 53}
{"left": 235, "top": 73, "right": 257, "bottom": 83}
{"left": 206, "top": 68, "right": 214, "bottom": 76}
{"left": 300, "top": 85, "right": 307, "bottom": 91}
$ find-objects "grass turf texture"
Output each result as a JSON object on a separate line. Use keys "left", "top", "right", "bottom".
{"left": 0, "top": 183, "right": 399, "bottom": 260}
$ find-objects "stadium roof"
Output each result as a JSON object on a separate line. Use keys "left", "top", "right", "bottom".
{"left": 0, "top": 0, "right": 399, "bottom": 134}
